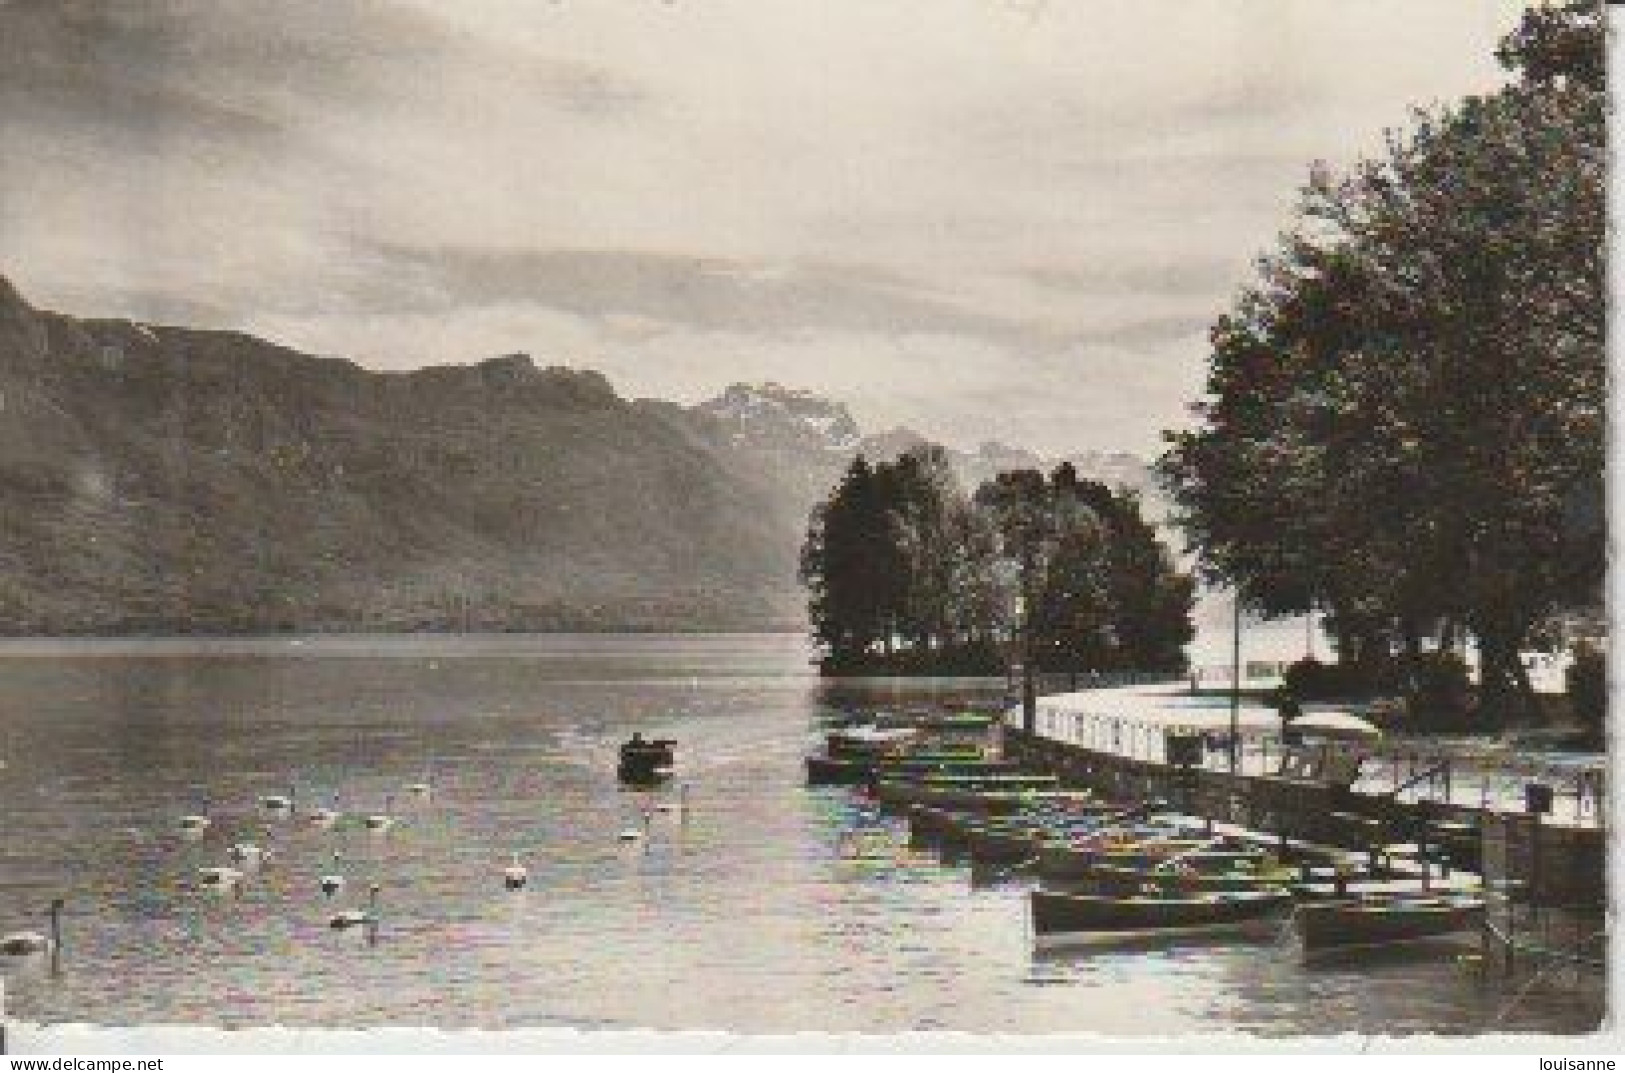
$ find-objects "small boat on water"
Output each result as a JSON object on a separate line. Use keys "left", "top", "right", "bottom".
{"left": 960, "top": 808, "right": 1136, "bottom": 865}
{"left": 872, "top": 773, "right": 1060, "bottom": 811}
{"left": 1292, "top": 894, "right": 1485, "bottom": 954}
{"left": 1030, "top": 889, "right": 1291, "bottom": 946}
{"left": 1062, "top": 856, "right": 1296, "bottom": 897}
{"left": 872, "top": 712, "right": 999, "bottom": 734}
{"left": 805, "top": 752, "right": 1012, "bottom": 787}
{"left": 1034, "top": 836, "right": 1250, "bottom": 881}
{"left": 618, "top": 734, "right": 676, "bottom": 785}
{"left": 824, "top": 725, "right": 922, "bottom": 759}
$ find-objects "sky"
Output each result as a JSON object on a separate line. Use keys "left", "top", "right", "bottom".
{"left": 0, "top": 0, "right": 1528, "bottom": 457}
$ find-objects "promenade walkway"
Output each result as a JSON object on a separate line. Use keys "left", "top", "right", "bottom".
{"left": 1014, "top": 683, "right": 1605, "bottom": 828}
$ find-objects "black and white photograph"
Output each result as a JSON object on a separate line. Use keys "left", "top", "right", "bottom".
{"left": 0, "top": 0, "right": 1608, "bottom": 1051}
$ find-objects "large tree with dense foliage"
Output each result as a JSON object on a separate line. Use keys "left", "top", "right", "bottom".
{"left": 802, "top": 450, "right": 1193, "bottom": 675}
{"left": 1158, "top": 0, "right": 1604, "bottom": 719}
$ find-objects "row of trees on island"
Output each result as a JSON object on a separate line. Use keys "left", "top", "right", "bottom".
{"left": 1158, "top": 1, "right": 1605, "bottom": 726}
{"left": 800, "top": 447, "right": 1194, "bottom": 676}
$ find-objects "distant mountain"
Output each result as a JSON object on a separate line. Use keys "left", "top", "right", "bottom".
{"left": 0, "top": 277, "right": 1162, "bottom": 634}
{"left": 694, "top": 382, "right": 861, "bottom": 454}
{"left": 852, "top": 430, "right": 1164, "bottom": 515}
{"left": 689, "top": 385, "right": 1164, "bottom": 511}
{"left": 0, "top": 276, "right": 807, "bottom": 633}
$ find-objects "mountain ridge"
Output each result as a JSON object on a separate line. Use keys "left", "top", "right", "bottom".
{"left": 0, "top": 276, "right": 1158, "bottom": 634}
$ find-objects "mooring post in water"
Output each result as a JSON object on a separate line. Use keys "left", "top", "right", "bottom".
{"left": 366, "top": 883, "right": 381, "bottom": 947}
{"left": 49, "top": 898, "right": 63, "bottom": 976}
{"left": 1418, "top": 814, "right": 1432, "bottom": 890}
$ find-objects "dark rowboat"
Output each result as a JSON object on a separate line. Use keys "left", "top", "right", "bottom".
{"left": 1033, "top": 835, "right": 1236, "bottom": 881}
{"left": 1292, "top": 895, "right": 1485, "bottom": 953}
{"left": 872, "top": 774, "right": 1060, "bottom": 811}
{"left": 805, "top": 754, "right": 1014, "bottom": 786}
{"left": 618, "top": 735, "right": 676, "bottom": 784}
{"left": 1058, "top": 858, "right": 1294, "bottom": 897}
{"left": 1030, "top": 889, "right": 1291, "bottom": 945}
{"left": 961, "top": 809, "right": 1136, "bottom": 865}
{"left": 825, "top": 726, "right": 921, "bottom": 759}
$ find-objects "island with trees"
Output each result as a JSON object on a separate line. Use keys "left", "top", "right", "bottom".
{"left": 799, "top": 446, "right": 1195, "bottom": 677}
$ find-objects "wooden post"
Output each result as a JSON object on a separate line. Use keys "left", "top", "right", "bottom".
{"left": 48, "top": 898, "right": 63, "bottom": 976}
{"left": 1419, "top": 814, "right": 1432, "bottom": 891}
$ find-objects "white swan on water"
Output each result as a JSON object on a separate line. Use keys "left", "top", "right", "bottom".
{"left": 319, "top": 852, "right": 346, "bottom": 897}
{"left": 260, "top": 785, "right": 296, "bottom": 817}
{"left": 177, "top": 793, "right": 212, "bottom": 836}
{"left": 196, "top": 866, "right": 245, "bottom": 895}
{"left": 503, "top": 852, "right": 528, "bottom": 890}
{"left": 654, "top": 784, "right": 691, "bottom": 815}
{"left": 617, "top": 809, "right": 653, "bottom": 843}
{"left": 404, "top": 767, "right": 433, "bottom": 799}
{"left": 0, "top": 930, "right": 49, "bottom": 956}
{"left": 330, "top": 884, "right": 380, "bottom": 930}
{"left": 307, "top": 792, "right": 342, "bottom": 829}
{"left": 0, "top": 901, "right": 61, "bottom": 957}
{"left": 363, "top": 795, "right": 395, "bottom": 833}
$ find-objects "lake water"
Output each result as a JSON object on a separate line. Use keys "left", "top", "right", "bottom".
{"left": 0, "top": 634, "right": 1601, "bottom": 1038}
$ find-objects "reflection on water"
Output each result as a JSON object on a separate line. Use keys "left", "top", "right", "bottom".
{"left": 0, "top": 634, "right": 1601, "bottom": 1035}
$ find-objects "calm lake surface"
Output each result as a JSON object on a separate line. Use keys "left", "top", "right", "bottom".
{"left": 0, "top": 633, "right": 1599, "bottom": 1036}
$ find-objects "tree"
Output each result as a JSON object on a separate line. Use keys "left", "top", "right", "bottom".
{"left": 805, "top": 449, "right": 1195, "bottom": 676}
{"left": 800, "top": 455, "right": 906, "bottom": 665}
{"left": 1157, "top": 1, "right": 1604, "bottom": 720}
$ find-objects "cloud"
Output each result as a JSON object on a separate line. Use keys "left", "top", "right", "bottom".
{"left": 358, "top": 245, "right": 1032, "bottom": 340}
{"left": 0, "top": 0, "right": 1529, "bottom": 458}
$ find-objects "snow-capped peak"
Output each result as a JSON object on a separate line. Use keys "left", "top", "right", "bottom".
{"left": 695, "top": 382, "right": 863, "bottom": 452}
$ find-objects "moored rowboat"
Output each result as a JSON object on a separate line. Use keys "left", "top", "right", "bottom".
{"left": 873, "top": 774, "right": 1061, "bottom": 811}
{"left": 805, "top": 754, "right": 1016, "bottom": 786}
{"left": 1056, "top": 858, "right": 1296, "bottom": 897}
{"left": 1034, "top": 835, "right": 1239, "bottom": 881}
{"left": 1030, "top": 889, "right": 1291, "bottom": 946}
{"left": 1292, "top": 895, "right": 1485, "bottom": 953}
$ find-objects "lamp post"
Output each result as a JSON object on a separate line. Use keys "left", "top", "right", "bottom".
{"left": 1016, "top": 592, "right": 1036, "bottom": 735}
{"left": 1230, "top": 588, "right": 1243, "bottom": 774}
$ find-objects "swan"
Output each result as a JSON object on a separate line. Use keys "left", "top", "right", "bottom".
{"left": 177, "top": 791, "right": 213, "bottom": 836}
{"left": 329, "top": 884, "right": 380, "bottom": 930}
{"left": 404, "top": 768, "right": 433, "bottom": 799}
{"left": 196, "top": 866, "right": 246, "bottom": 895}
{"left": 617, "top": 808, "right": 653, "bottom": 843}
{"left": 177, "top": 814, "right": 210, "bottom": 835}
{"left": 0, "top": 930, "right": 49, "bottom": 956}
{"left": 319, "top": 851, "right": 346, "bottom": 898}
{"left": 260, "top": 784, "right": 297, "bottom": 817}
{"left": 307, "top": 792, "right": 342, "bottom": 829}
{"left": 177, "top": 796, "right": 212, "bottom": 836}
{"left": 654, "top": 785, "right": 690, "bottom": 815}
{"left": 503, "top": 852, "right": 528, "bottom": 890}
{"left": 363, "top": 795, "right": 395, "bottom": 832}
{"left": 1, "top": 901, "right": 61, "bottom": 958}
